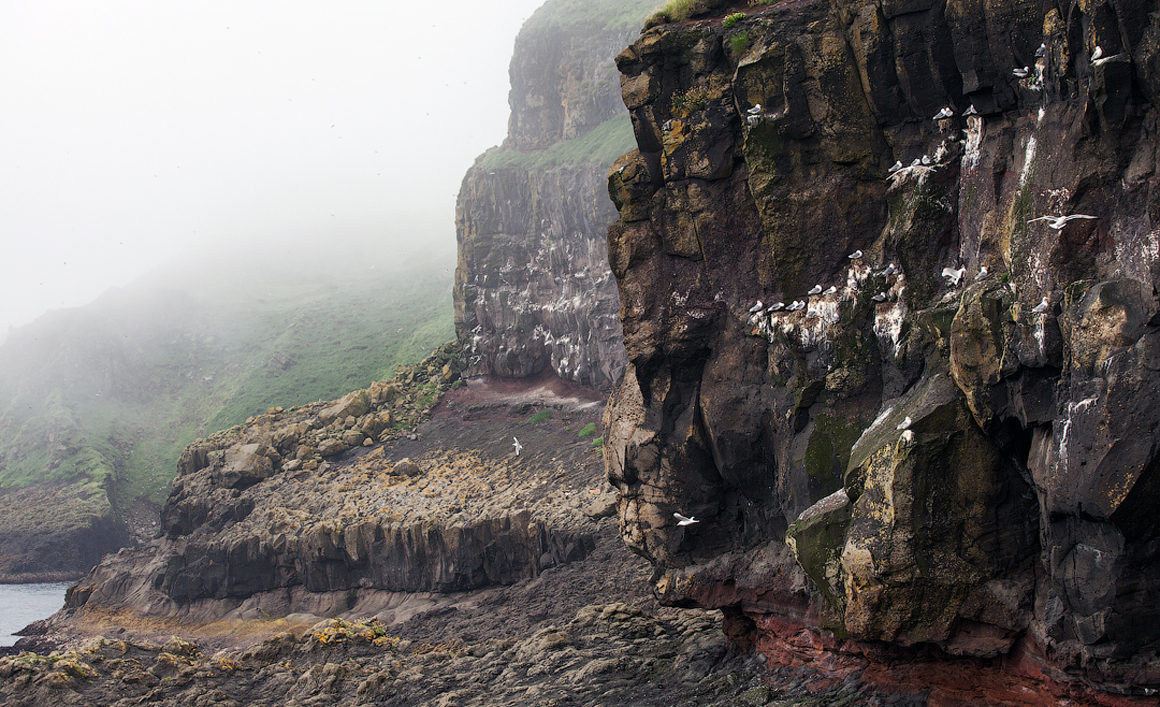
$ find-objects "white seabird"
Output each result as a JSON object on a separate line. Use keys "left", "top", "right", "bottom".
{"left": 932, "top": 106, "right": 954, "bottom": 120}
{"left": 882, "top": 263, "right": 897, "bottom": 276}
{"left": 1031, "top": 296, "right": 1050, "bottom": 314}
{"left": 921, "top": 154, "right": 932, "bottom": 165}
{"left": 897, "top": 416, "right": 912, "bottom": 430}
{"left": 1093, "top": 53, "right": 1127, "bottom": 67}
{"left": 788, "top": 300, "right": 806, "bottom": 312}
{"left": 942, "top": 266, "right": 966, "bottom": 286}
{"left": 1013, "top": 66, "right": 1030, "bottom": 78}
{"left": 963, "top": 104, "right": 978, "bottom": 116}
{"left": 769, "top": 302, "right": 785, "bottom": 311}
{"left": 747, "top": 104, "right": 762, "bottom": 114}
{"left": 848, "top": 249, "right": 863, "bottom": 259}
{"left": 909, "top": 158, "right": 922, "bottom": 167}
{"left": 1091, "top": 46, "right": 1103, "bottom": 61}
{"left": 822, "top": 286, "right": 837, "bottom": 295}
{"left": 888, "top": 161, "right": 903, "bottom": 173}
{"left": 749, "top": 301, "right": 764, "bottom": 313}
{"left": 974, "top": 266, "right": 988, "bottom": 281}
{"left": 807, "top": 284, "right": 823, "bottom": 295}
{"left": 1027, "top": 214, "right": 1098, "bottom": 229}
{"left": 1036, "top": 43, "right": 1047, "bottom": 57}
{"left": 513, "top": 437, "right": 523, "bottom": 455}
{"left": 674, "top": 512, "right": 700, "bottom": 526}
{"left": 871, "top": 292, "right": 888, "bottom": 302}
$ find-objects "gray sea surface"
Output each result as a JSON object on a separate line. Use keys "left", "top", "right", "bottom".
{"left": 0, "top": 582, "right": 70, "bottom": 646}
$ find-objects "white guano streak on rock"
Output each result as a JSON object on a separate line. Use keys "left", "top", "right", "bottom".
{"left": 1019, "top": 135, "right": 1037, "bottom": 189}
{"left": 873, "top": 291, "right": 908, "bottom": 357}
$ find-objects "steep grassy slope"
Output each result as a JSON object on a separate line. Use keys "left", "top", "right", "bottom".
{"left": 0, "top": 239, "right": 454, "bottom": 578}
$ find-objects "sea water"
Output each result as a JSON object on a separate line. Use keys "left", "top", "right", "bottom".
{"left": 0, "top": 582, "right": 71, "bottom": 646}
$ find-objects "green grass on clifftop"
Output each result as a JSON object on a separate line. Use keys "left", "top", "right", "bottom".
{"left": 522, "top": 0, "right": 661, "bottom": 32}
{"left": 478, "top": 114, "right": 635, "bottom": 172}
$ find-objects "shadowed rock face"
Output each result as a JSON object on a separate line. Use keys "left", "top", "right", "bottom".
{"left": 452, "top": 3, "right": 649, "bottom": 391}
{"left": 604, "top": 0, "right": 1160, "bottom": 691}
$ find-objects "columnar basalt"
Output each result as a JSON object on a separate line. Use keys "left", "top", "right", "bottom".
{"left": 604, "top": 0, "right": 1160, "bottom": 692}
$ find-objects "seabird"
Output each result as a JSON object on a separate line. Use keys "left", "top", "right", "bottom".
{"left": 888, "top": 161, "right": 903, "bottom": 173}
{"left": 769, "top": 302, "right": 785, "bottom": 311}
{"left": 1031, "top": 296, "right": 1050, "bottom": 314}
{"left": 942, "top": 266, "right": 966, "bottom": 286}
{"left": 1036, "top": 43, "right": 1047, "bottom": 58}
{"left": 848, "top": 249, "right": 863, "bottom": 259}
{"left": 882, "top": 263, "right": 897, "bottom": 276}
{"left": 749, "top": 301, "right": 764, "bottom": 313}
{"left": 932, "top": 106, "right": 954, "bottom": 120}
{"left": 872, "top": 292, "right": 888, "bottom": 302}
{"left": 910, "top": 158, "right": 922, "bottom": 167}
{"left": 662, "top": 119, "right": 673, "bottom": 131}
{"left": 974, "top": 266, "right": 988, "bottom": 281}
{"left": 1028, "top": 214, "right": 1098, "bottom": 229}
{"left": 808, "top": 284, "right": 823, "bottom": 295}
{"left": 921, "top": 154, "right": 932, "bottom": 165}
{"left": 1091, "top": 46, "right": 1103, "bottom": 62}
{"left": 674, "top": 512, "right": 700, "bottom": 526}
{"left": 747, "top": 104, "right": 762, "bottom": 115}
{"left": 788, "top": 300, "right": 806, "bottom": 312}
{"left": 1013, "top": 66, "right": 1030, "bottom": 78}
{"left": 822, "top": 286, "right": 837, "bottom": 295}
{"left": 1092, "top": 52, "right": 1127, "bottom": 67}
{"left": 513, "top": 437, "right": 523, "bottom": 455}
{"left": 896, "top": 416, "right": 912, "bottom": 430}
{"left": 963, "top": 105, "right": 978, "bottom": 116}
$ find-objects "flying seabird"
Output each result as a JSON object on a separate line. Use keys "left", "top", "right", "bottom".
{"left": 1013, "top": 66, "right": 1030, "bottom": 78}
{"left": 896, "top": 416, "right": 912, "bottom": 430}
{"left": 1036, "top": 43, "right": 1047, "bottom": 58}
{"left": 942, "top": 266, "right": 967, "bottom": 286}
{"left": 749, "top": 301, "right": 764, "bottom": 313}
{"left": 674, "top": 512, "right": 700, "bottom": 526}
{"left": 963, "top": 105, "right": 978, "bottom": 116}
{"left": 1027, "top": 214, "right": 1098, "bottom": 230}
{"left": 888, "top": 161, "right": 903, "bottom": 173}
{"left": 1031, "top": 296, "right": 1050, "bottom": 314}
{"left": 871, "top": 292, "right": 888, "bottom": 302}
{"left": 822, "top": 286, "right": 837, "bottom": 295}
{"left": 974, "top": 266, "right": 988, "bottom": 281}
{"left": 769, "top": 302, "right": 785, "bottom": 311}
{"left": 1091, "top": 46, "right": 1103, "bottom": 62}
{"left": 807, "top": 284, "right": 823, "bottom": 295}
{"left": 747, "top": 104, "right": 762, "bottom": 114}
{"left": 848, "top": 249, "right": 863, "bottom": 259}
{"left": 932, "top": 106, "right": 954, "bottom": 120}
{"left": 513, "top": 437, "right": 523, "bottom": 456}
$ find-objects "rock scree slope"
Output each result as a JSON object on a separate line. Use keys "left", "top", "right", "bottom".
{"left": 604, "top": 0, "right": 1160, "bottom": 696}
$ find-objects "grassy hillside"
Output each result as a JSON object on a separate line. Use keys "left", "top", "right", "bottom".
{"left": 0, "top": 238, "right": 454, "bottom": 572}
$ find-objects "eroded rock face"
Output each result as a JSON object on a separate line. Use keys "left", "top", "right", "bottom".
{"left": 604, "top": 0, "right": 1160, "bottom": 691}
{"left": 451, "top": 2, "right": 657, "bottom": 391}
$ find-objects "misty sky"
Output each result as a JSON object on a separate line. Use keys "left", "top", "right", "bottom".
{"left": 0, "top": 0, "right": 549, "bottom": 332}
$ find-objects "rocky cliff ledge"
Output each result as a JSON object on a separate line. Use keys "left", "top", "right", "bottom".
{"left": 604, "top": 0, "right": 1160, "bottom": 695}
{"left": 453, "top": 0, "right": 658, "bottom": 390}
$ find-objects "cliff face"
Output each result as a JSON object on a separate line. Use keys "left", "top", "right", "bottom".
{"left": 453, "top": 0, "right": 658, "bottom": 390}
{"left": 604, "top": 0, "right": 1160, "bottom": 693}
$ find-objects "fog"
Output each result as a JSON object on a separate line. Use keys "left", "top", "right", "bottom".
{"left": 0, "top": 0, "right": 548, "bottom": 333}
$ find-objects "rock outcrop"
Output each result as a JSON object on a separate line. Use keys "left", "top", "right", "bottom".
{"left": 44, "top": 345, "right": 635, "bottom": 657}
{"left": 452, "top": 0, "right": 659, "bottom": 391}
{"left": 604, "top": 0, "right": 1160, "bottom": 695}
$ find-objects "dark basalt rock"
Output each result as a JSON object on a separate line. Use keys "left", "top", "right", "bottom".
{"left": 603, "top": 0, "right": 1160, "bottom": 693}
